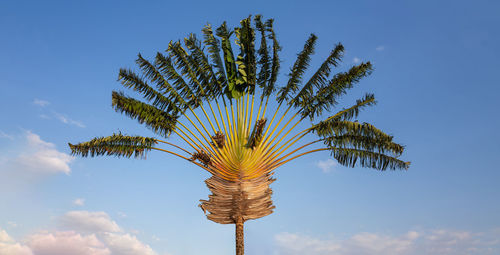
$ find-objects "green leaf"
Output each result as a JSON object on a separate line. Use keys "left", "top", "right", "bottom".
{"left": 68, "top": 133, "right": 157, "bottom": 159}
{"left": 328, "top": 147, "right": 409, "bottom": 170}
{"left": 216, "top": 22, "right": 240, "bottom": 99}
{"left": 112, "top": 91, "right": 178, "bottom": 137}
{"left": 306, "top": 62, "right": 373, "bottom": 118}
{"left": 291, "top": 43, "right": 344, "bottom": 112}
{"left": 277, "top": 34, "right": 317, "bottom": 104}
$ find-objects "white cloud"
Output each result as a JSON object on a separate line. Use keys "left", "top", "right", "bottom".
{"left": 0, "top": 229, "right": 33, "bottom": 255}
{"left": 15, "top": 131, "right": 74, "bottom": 175}
{"left": 54, "top": 112, "right": 86, "bottom": 128}
{"left": 0, "top": 230, "right": 13, "bottom": 243}
{"left": 7, "top": 222, "right": 17, "bottom": 228}
{"left": 316, "top": 159, "right": 337, "bottom": 173}
{"left": 33, "top": 99, "right": 50, "bottom": 107}
{"left": 101, "top": 233, "right": 156, "bottom": 255}
{"left": 59, "top": 211, "right": 122, "bottom": 233}
{"left": 1, "top": 211, "right": 159, "bottom": 255}
{"left": 376, "top": 45, "right": 385, "bottom": 51}
{"left": 274, "top": 229, "right": 500, "bottom": 255}
{"left": 27, "top": 231, "right": 109, "bottom": 255}
{"left": 73, "top": 198, "right": 85, "bottom": 206}
{"left": 353, "top": 57, "right": 361, "bottom": 64}
{"left": 0, "top": 131, "right": 74, "bottom": 184}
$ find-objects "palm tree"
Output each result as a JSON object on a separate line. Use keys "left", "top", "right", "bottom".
{"left": 69, "top": 15, "right": 409, "bottom": 255}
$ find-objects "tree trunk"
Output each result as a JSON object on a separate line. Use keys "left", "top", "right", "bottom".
{"left": 235, "top": 217, "right": 244, "bottom": 255}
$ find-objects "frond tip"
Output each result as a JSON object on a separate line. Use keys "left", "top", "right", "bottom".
{"left": 68, "top": 133, "right": 157, "bottom": 159}
{"left": 329, "top": 147, "right": 410, "bottom": 170}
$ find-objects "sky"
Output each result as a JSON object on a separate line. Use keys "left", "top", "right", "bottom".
{"left": 1, "top": 0, "right": 499, "bottom": 254}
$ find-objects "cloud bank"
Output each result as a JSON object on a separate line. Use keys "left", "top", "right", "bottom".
{"left": 0, "top": 211, "right": 157, "bottom": 255}
{"left": 274, "top": 229, "right": 500, "bottom": 255}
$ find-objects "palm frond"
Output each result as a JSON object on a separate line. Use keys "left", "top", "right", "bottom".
{"left": 135, "top": 54, "right": 189, "bottom": 112}
{"left": 216, "top": 22, "right": 240, "bottom": 99}
{"left": 112, "top": 91, "right": 178, "bottom": 137}
{"left": 277, "top": 34, "right": 317, "bottom": 103}
{"left": 202, "top": 24, "right": 228, "bottom": 87}
{"left": 68, "top": 133, "right": 157, "bottom": 159}
{"left": 328, "top": 147, "right": 409, "bottom": 170}
{"left": 234, "top": 16, "right": 257, "bottom": 94}
{"left": 254, "top": 15, "right": 271, "bottom": 91}
{"left": 167, "top": 41, "right": 207, "bottom": 99}
{"left": 312, "top": 120, "right": 395, "bottom": 144}
{"left": 184, "top": 33, "right": 223, "bottom": 98}
{"left": 322, "top": 93, "right": 376, "bottom": 122}
{"left": 118, "top": 68, "right": 180, "bottom": 112}
{"left": 291, "top": 43, "right": 344, "bottom": 110}
{"left": 305, "top": 62, "right": 373, "bottom": 118}
{"left": 155, "top": 52, "right": 201, "bottom": 107}
{"left": 262, "top": 18, "right": 281, "bottom": 100}
{"left": 324, "top": 134, "right": 404, "bottom": 156}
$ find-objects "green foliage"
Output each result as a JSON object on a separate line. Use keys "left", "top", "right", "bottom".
{"left": 291, "top": 43, "right": 344, "bottom": 111}
{"left": 134, "top": 54, "right": 189, "bottom": 112}
{"left": 202, "top": 24, "right": 227, "bottom": 88}
{"left": 235, "top": 16, "right": 257, "bottom": 94}
{"left": 326, "top": 93, "right": 377, "bottom": 122}
{"left": 118, "top": 67, "right": 181, "bottom": 114}
{"left": 328, "top": 147, "right": 409, "bottom": 170}
{"left": 313, "top": 120, "right": 394, "bottom": 143}
{"left": 264, "top": 19, "right": 281, "bottom": 101}
{"left": 254, "top": 15, "right": 270, "bottom": 91}
{"left": 167, "top": 41, "right": 207, "bottom": 100}
{"left": 155, "top": 52, "right": 201, "bottom": 108}
{"left": 303, "top": 62, "right": 373, "bottom": 119}
{"left": 216, "top": 22, "right": 241, "bottom": 99}
{"left": 184, "top": 34, "right": 222, "bottom": 98}
{"left": 277, "top": 34, "right": 317, "bottom": 104}
{"left": 112, "top": 91, "right": 178, "bottom": 137}
{"left": 70, "top": 15, "right": 409, "bottom": 172}
{"left": 68, "top": 133, "right": 157, "bottom": 159}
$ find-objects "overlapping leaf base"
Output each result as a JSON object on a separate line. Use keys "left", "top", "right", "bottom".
{"left": 200, "top": 174, "right": 275, "bottom": 224}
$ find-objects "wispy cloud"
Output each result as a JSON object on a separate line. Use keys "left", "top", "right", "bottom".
{"left": 316, "top": 159, "right": 337, "bottom": 173}
{"left": 33, "top": 99, "right": 50, "bottom": 107}
{"left": 73, "top": 198, "right": 85, "bottom": 207}
{"left": 0, "top": 130, "right": 14, "bottom": 140}
{"left": 376, "top": 45, "right": 385, "bottom": 51}
{"left": 54, "top": 113, "right": 86, "bottom": 128}
{"left": 274, "top": 229, "right": 500, "bottom": 255}
{"left": 353, "top": 57, "right": 361, "bottom": 64}
{"left": 33, "top": 98, "right": 85, "bottom": 128}
{"left": 0, "top": 211, "right": 158, "bottom": 255}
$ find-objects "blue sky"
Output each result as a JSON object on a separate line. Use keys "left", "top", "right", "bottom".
{"left": 1, "top": 0, "right": 499, "bottom": 254}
